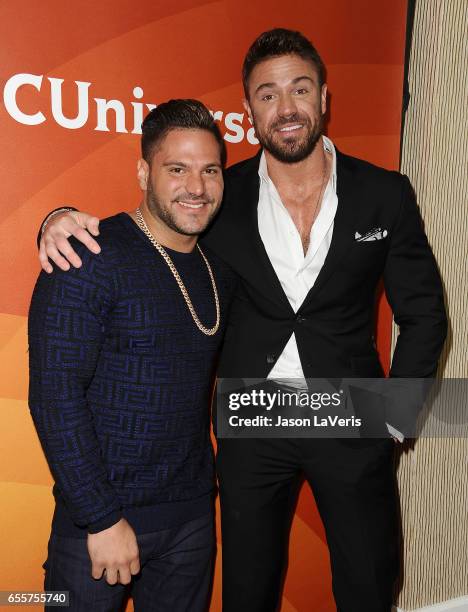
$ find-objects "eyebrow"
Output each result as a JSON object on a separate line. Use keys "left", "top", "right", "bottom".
{"left": 254, "top": 75, "right": 315, "bottom": 95}
{"left": 162, "top": 161, "right": 222, "bottom": 169}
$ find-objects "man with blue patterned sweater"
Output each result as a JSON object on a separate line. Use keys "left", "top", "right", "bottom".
{"left": 28, "top": 100, "right": 235, "bottom": 611}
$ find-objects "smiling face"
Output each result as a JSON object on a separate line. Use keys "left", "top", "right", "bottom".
{"left": 244, "top": 54, "right": 327, "bottom": 163}
{"left": 137, "top": 128, "right": 224, "bottom": 237}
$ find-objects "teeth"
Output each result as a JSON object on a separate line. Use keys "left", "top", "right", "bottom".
{"left": 279, "top": 125, "right": 302, "bottom": 132}
{"left": 178, "top": 201, "right": 204, "bottom": 209}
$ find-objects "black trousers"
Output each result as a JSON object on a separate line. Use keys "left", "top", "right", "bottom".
{"left": 217, "top": 437, "right": 399, "bottom": 612}
{"left": 43, "top": 513, "right": 214, "bottom": 612}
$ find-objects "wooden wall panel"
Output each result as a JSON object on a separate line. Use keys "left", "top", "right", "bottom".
{"left": 394, "top": 1, "right": 468, "bottom": 609}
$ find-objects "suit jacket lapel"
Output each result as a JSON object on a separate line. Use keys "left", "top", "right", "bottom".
{"left": 298, "top": 150, "right": 358, "bottom": 311}
{"left": 232, "top": 155, "right": 295, "bottom": 315}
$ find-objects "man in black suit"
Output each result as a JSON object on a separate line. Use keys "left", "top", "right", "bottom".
{"left": 38, "top": 29, "right": 446, "bottom": 612}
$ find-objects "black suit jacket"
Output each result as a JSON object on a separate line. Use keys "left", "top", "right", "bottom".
{"left": 202, "top": 149, "right": 447, "bottom": 434}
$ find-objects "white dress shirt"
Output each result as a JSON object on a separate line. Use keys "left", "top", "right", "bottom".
{"left": 257, "top": 136, "right": 403, "bottom": 441}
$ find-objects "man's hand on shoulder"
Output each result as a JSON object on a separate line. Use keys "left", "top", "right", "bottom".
{"left": 39, "top": 210, "right": 101, "bottom": 274}
{"left": 87, "top": 518, "right": 140, "bottom": 586}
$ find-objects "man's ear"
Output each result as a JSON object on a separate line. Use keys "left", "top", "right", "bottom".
{"left": 321, "top": 84, "right": 328, "bottom": 116}
{"left": 243, "top": 98, "right": 253, "bottom": 124}
{"left": 137, "top": 159, "right": 149, "bottom": 190}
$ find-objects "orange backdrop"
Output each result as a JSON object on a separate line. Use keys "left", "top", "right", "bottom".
{"left": 0, "top": 1, "right": 407, "bottom": 610}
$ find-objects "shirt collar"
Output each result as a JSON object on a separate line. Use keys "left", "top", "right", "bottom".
{"left": 258, "top": 135, "right": 337, "bottom": 193}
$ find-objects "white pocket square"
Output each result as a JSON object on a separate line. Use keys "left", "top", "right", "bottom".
{"left": 355, "top": 227, "right": 388, "bottom": 242}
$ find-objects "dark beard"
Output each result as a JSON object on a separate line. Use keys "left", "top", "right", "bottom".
{"left": 146, "top": 181, "right": 181, "bottom": 234}
{"left": 146, "top": 179, "right": 214, "bottom": 236}
{"left": 257, "top": 113, "right": 323, "bottom": 164}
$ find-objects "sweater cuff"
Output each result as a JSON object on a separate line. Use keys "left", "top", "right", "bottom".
{"left": 87, "top": 509, "right": 123, "bottom": 534}
{"left": 36, "top": 207, "right": 79, "bottom": 249}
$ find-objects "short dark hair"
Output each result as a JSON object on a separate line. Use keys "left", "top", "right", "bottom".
{"left": 141, "top": 99, "right": 226, "bottom": 167}
{"left": 242, "top": 28, "right": 326, "bottom": 98}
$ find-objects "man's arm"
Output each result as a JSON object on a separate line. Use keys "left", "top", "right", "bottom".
{"left": 383, "top": 175, "right": 448, "bottom": 435}
{"left": 37, "top": 208, "right": 101, "bottom": 273}
{"left": 28, "top": 244, "right": 139, "bottom": 583}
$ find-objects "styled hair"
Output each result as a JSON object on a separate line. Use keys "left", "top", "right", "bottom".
{"left": 141, "top": 99, "right": 226, "bottom": 167}
{"left": 242, "top": 28, "right": 326, "bottom": 98}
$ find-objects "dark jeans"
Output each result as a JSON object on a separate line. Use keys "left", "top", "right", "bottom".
{"left": 43, "top": 513, "right": 214, "bottom": 612}
{"left": 217, "top": 437, "right": 399, "bottom": 612}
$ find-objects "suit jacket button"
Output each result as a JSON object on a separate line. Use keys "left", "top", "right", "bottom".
{"left": 296, "top": 315, "right": 307, "bottom": 324}
{"left": 266, "top": 354, "right": 276, "bottom": 364}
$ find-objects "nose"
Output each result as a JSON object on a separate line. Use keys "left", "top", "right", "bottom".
{"left": 185, "top": 171, "right": 205, "bottom": 197}
{"left": 277, "top": 92, "right": 298, "bottom": 118}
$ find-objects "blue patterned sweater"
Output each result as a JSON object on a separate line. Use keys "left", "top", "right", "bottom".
{"left": 28, "top": 213, "right": 235, "bottom": 537}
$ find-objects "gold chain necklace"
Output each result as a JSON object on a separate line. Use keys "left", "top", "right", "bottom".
{"left": 301, "top": 155, "right": 328, "bottom": 254}
{"left": 311, "top": 157, "right": 328, "bottom": 225}
{"left": 135, "top": 208, "right": 220, "bottom": 336}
